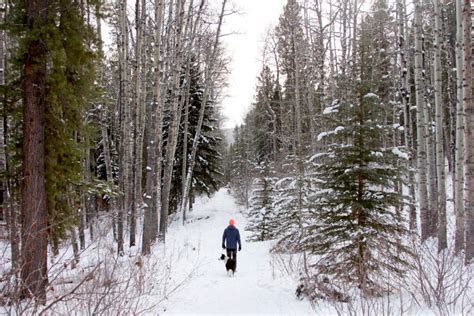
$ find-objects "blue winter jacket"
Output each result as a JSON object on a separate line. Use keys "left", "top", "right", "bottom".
{"left": 222, "top": 225, "right": 241, "bottom": 250}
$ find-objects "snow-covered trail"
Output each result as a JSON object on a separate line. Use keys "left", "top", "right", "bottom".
{"left": 161, "top": 189, "right": 314, "bottom": 315}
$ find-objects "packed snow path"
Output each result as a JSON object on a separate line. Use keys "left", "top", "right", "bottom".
{"left": 161, "top": 189, "right": 314, "bottom": 315}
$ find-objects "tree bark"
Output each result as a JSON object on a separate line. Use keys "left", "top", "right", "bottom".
{"left": 20, "top": 0, "right": 49, "bottom": 301}
{"left": 434, "top": 0, "right": 447, "bottom": 252}
{"left": 0, "top": 0, "right": 4, "bottom": 223}
{"left": 117, "top": 0, "right": 130, "bottom": 256}
{"left": 414, "top": 0, "right": 429, "bottom": 242}
{"left": 454, "top": 0, "right": 465, "bottom": 253}
{"left": 397, "top": 0, "right": 417, "bottom": 231}
{"left": 142, "top": 0, "right": 165, "bottom": 255}
{"left": 160, "top": 0, "right": 186, "bottom": 240}
{"left": 463, "top": 0, "right": 473, "bottom": 264}
{"left": 129, "top": 0, "right": 145, "bottom": 248}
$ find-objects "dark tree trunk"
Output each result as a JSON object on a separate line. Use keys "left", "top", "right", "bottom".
{"left": 20, "top": 0, "right": 49, "bottom": 302}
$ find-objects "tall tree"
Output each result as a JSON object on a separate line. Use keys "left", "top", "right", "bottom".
{"left": 300, "top": 4, "right": 410, "bottom": 298}
{"left": 414, "top": 0, "right": 430, "bottom": 242}
{"left": 397, "top": 0, "right": 417, "bottom": 231}
{"left": 160, "top": 0, "right": 186, "bottom": 240}
{"left": 179, "top": 0, "right": 227, "bottom": 220}
{"left": 434, "top": 0, "right": 447, "bottom": 251}
{"left": 117, "top": 0, "right": 130, "bottom": 255}
{"left": 463, "top": 0, "right": 473, "bottom": 263}
{"left": 454, "top": 0, "right": 465, "bottom": 253}
{"left": 245, "top": 162, "right": 277, "bottom": 242}
{"left": 19, "top": 0, "right": 48, "bottom": 301}
{"left": 142, "top": 0, "right": 165, "bottom": 255}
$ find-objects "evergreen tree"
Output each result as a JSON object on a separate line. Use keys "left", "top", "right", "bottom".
{"left": 301, "top": 49, "right": 409, "bottom": 302}
{"left": 6, "top": 0, "right": 99, "bottom": 300}
{"left": 245, "top": 161, "right": 277, "bottom": 241}
{"left": 247, "top": 66, "right": 278, "bottom": 163}
{"left": 230, "top": 125, "right": 252, "bottom": 207}
{"left": 297, "top": 3, "right": 410, "bottom": 299}
{"left": 169, "top": 60, "right": 223, "bottom": 213}
{"left": 44, "top": 0, "right": 99, "bottom": 248}
{"left": 270, "top": 154, "right": 315, "bottom": 253}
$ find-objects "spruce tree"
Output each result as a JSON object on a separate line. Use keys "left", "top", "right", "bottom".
{"left": 230, "top": 125, "right": 252, "bottom": 207}
{"left": 169, "top": 61, "right": 223, "bottom": 213}
{"left": 247, "top": 66, "right": 278, "bottom": 163}
{"left": 43, "top": 0, "right": 99, "bottom": 248}
{"left": 270, "top": 154, "right": 315, "bottom": 252}
{"left": 303, "top": 86, "right": 409, "bottom": 299}
{"left": 6, "top": 0, "right": 99, "bottom": 300}
{"left": 245, "top": 161, "right": 277, "bottom": 241}
{"left": 299, "top": 3, "right": 411, "bottom": 299}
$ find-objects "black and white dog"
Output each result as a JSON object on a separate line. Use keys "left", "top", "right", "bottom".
{"left": 219, "top": 253, "right": 236, "bottom": 276}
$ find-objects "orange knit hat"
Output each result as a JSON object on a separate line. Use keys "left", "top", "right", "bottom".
{"left": 229, "top": 218, "right": 235, "bottom": 225}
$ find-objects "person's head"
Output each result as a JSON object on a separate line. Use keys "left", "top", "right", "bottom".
{"left": 229, "top": 218, "right": 235, "bottom": 226}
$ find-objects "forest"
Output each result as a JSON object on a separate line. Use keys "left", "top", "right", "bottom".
{"left": 0, "top": 0, "right": 473, "bottom": 314}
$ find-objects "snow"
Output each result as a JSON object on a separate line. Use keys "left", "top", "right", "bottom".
{"left": 393, "top": 123, "right": 405, "bottom": 131}
{"left": 317, "top": 131, "right": 328, "bottom": 141}
{"left": 392, "top": 147, "right": 409, "bottom": 160}
{"left": 371, "top": 151, "right": 384, "bottom": 157}
{"left": 317, "top": 126, "right": 344, "bottom": 141}
{"left": 364, "top": 92, "right": 379, "bottom": 99}
{"left": 322, "top": 103, "right": 340, "bottom": 115}
{"left": 4, "top": 186, "right": 471, "bottom": 315}
{"left": 160, "top": 189, "right": 315, "bottom": 315}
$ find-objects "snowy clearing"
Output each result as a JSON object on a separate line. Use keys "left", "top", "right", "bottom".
{"left": 160, "top": 189, "right": 315, "bottom": 315}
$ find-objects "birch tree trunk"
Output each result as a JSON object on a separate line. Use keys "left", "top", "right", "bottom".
{"left": 117, "top": 0, "right": 130, "bottom": 256}
{"left": 142, "top": 0, "right": 164, "bottom": 255}
{"left": 397, "top": 0, "right": 417, "bottom": 231}
{"left": 454, "top": 0, "right": 465, "bottom": 253}
{"left": 176, "top": 0, "right": 197, "bottom": 224}
{"left": 414, "top": 0, "right": 429, "bottom": 242}
{"left": 129, "top": 0, "right": 146, "bottom": 248}
{"left": 328, "top": 1, "right": 336, "bottom": 98}
{"left": 181, "top": 86, "right": 190, "bottom": 224}
{"left": 426, "top": 109, "right": 438, "bottom": 238}
{"left": 463, "top": 0, "right": 473, "bottom": 264}
{"left": 340, "top": 0, "right": 348, "bottom": 77}
{"left": 79, "top": 149, "right": 87, "bottom": 249}
{"left": 180, "top": 0, "right": 226, "bottom": 220}
{"left": 160, "top": 0, "right": 186, "bottom": 240}
{"left": 434, "top": 0, "right": 447, "bottom": 252}
{"left": 84, "top": 138, "right": 94, "bottom": 242}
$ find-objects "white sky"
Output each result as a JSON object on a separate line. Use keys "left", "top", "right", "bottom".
{"left": 220, "top": 0, "right": 287, "bottom": 128}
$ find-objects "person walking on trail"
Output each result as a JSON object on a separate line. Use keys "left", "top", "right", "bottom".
{"left": 222, "top": 218, "right": 242, "bottom": 270}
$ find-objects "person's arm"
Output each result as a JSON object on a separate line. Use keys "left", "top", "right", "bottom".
{"left": 237, "top": 229, "right": 241, "bottom": 250}
{"left": 222, "top": 230, "right": 226, "bottom": 249}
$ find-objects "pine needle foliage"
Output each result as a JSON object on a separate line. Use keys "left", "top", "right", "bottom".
{"left": 246, "top": 161, "right": 277, "bottom": 242}
{"left": 6, "top": 0, "right": 100, "bottom": 245}
{"left": 304, "top": 88, "right": 411, "bottom": 300}
{"left": 169, "top": 59, "right": 224, "bottom": 213}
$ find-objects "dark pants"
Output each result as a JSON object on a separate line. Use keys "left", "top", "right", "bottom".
{"left": 226, "top": 249, "right": 237, "bottom": 270}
